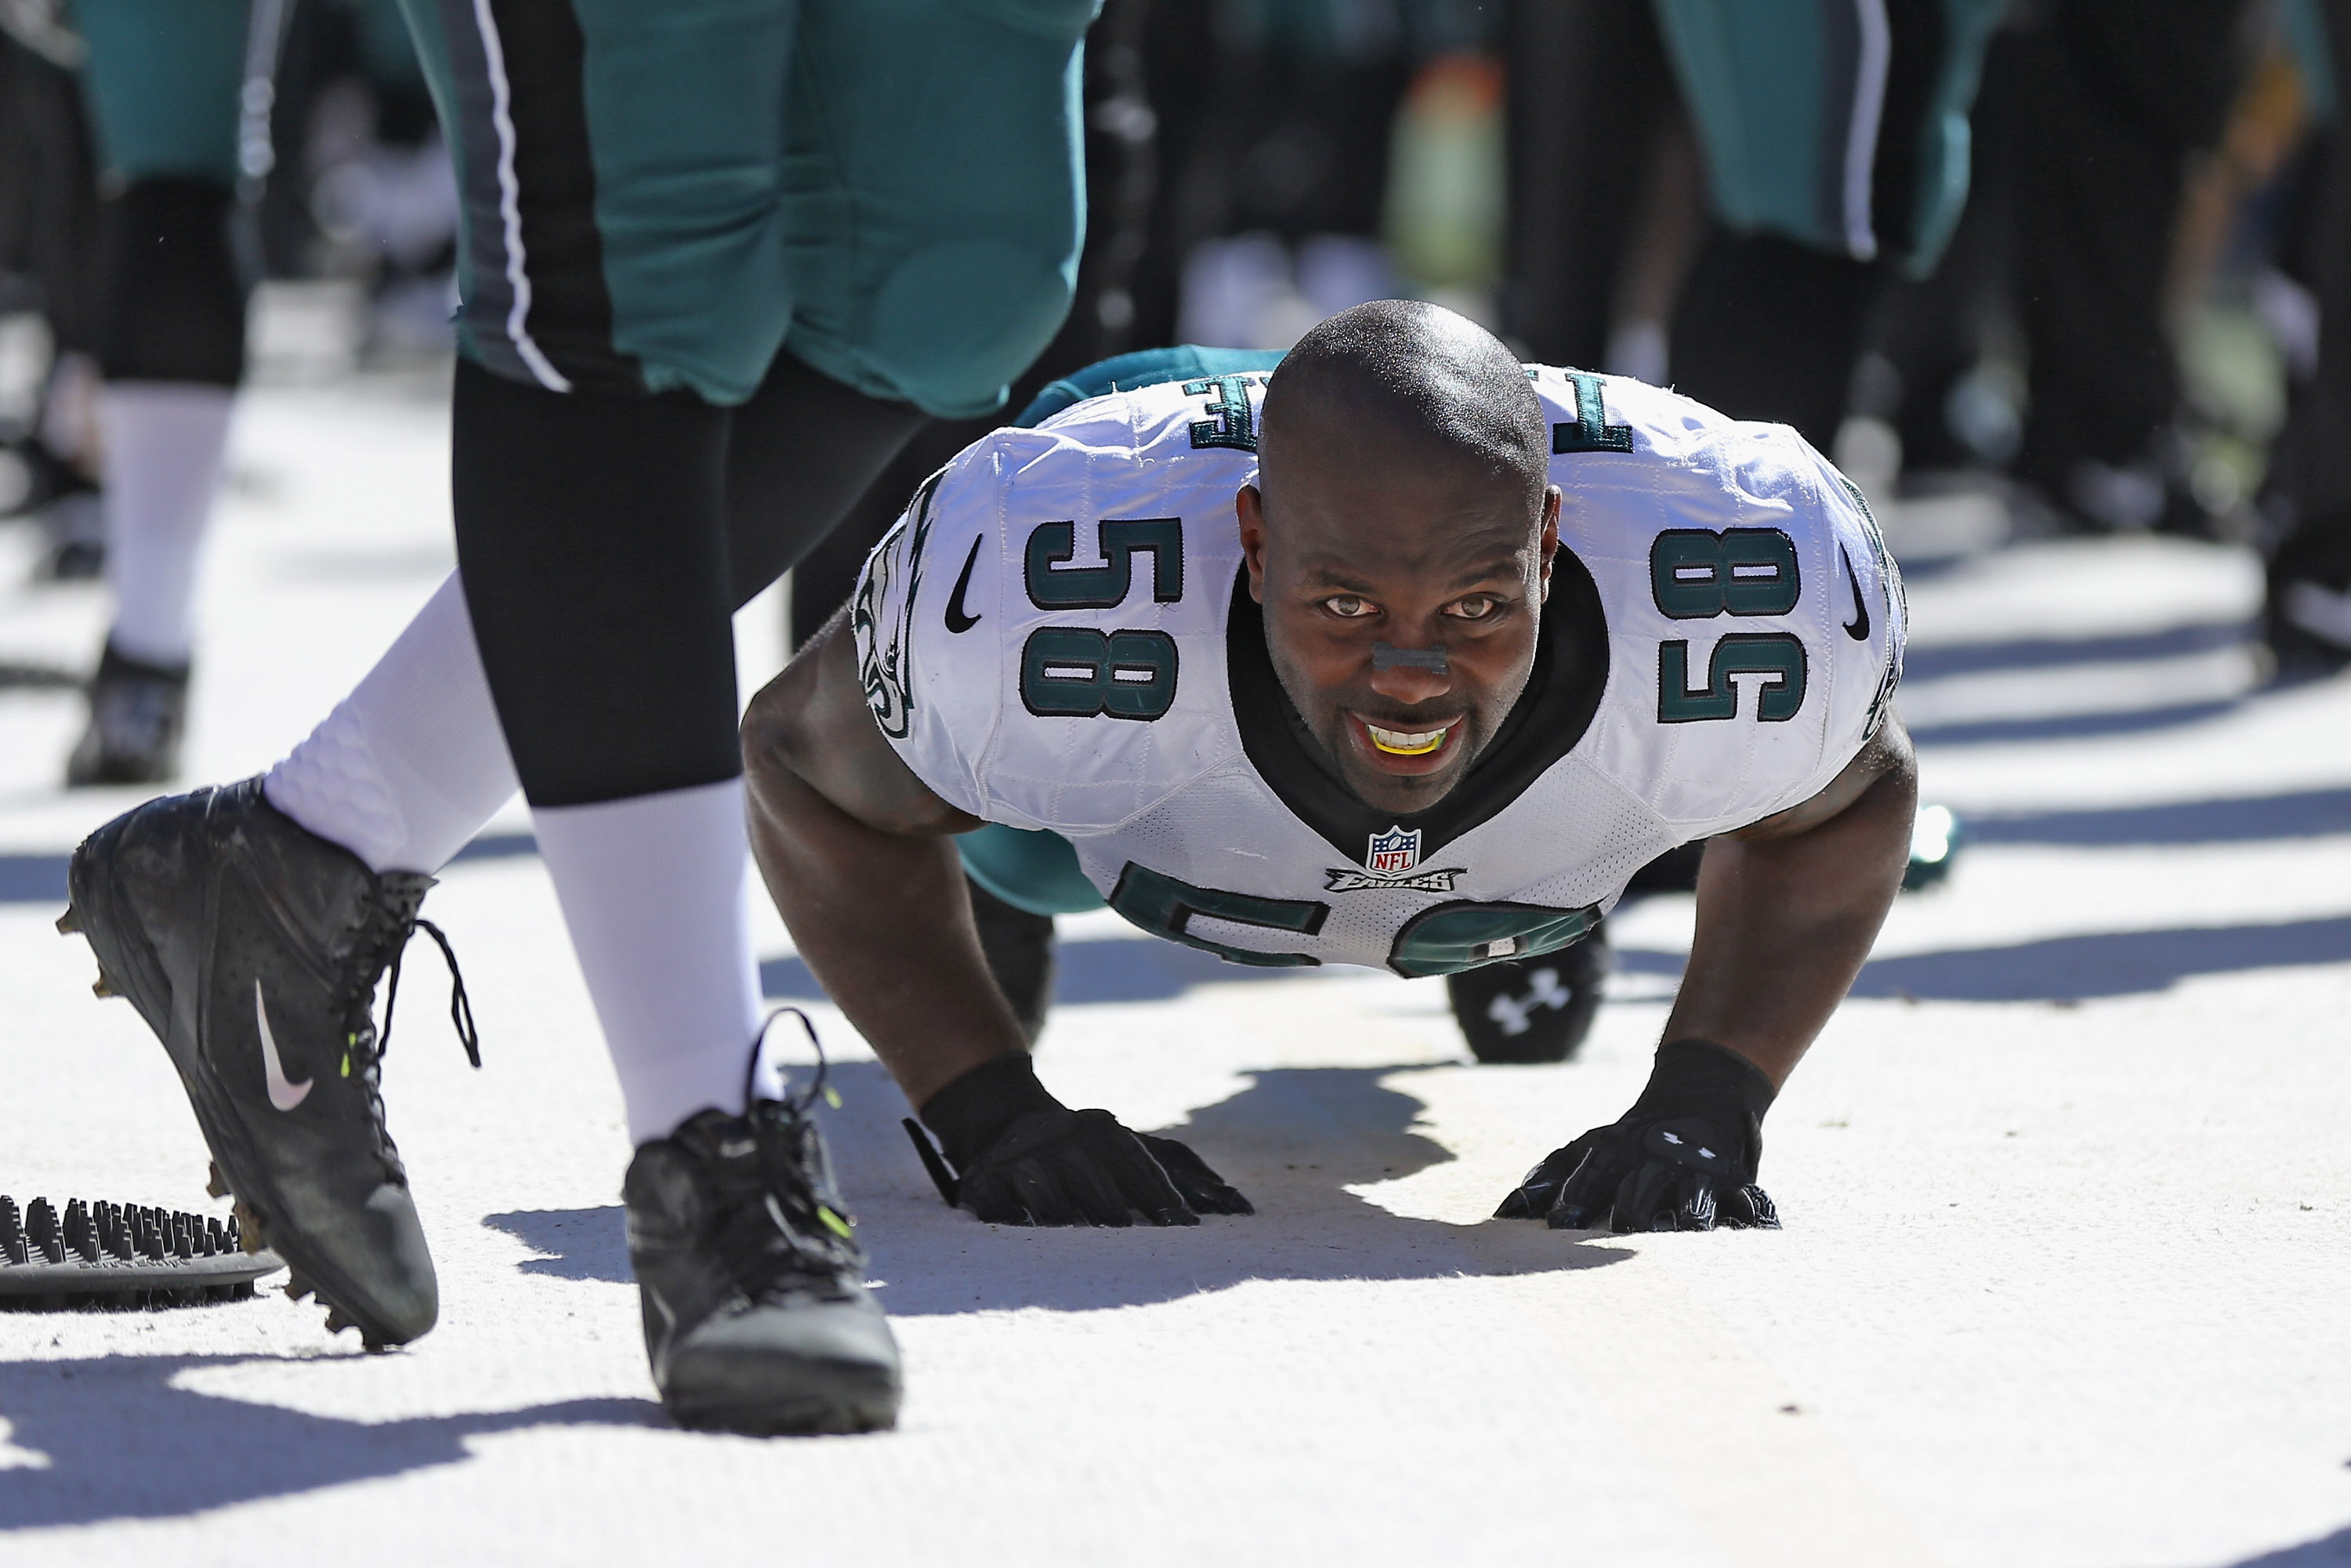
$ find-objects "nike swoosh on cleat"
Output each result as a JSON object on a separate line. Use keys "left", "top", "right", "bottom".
{"left": 944, "top": 537, "right": 983, "bottom": 634}
{"left": 255, "top": 980, "right": 313, "bottom": 1111}
{"left": 1840, "top": 545, "right": 1871, "bottom": 642}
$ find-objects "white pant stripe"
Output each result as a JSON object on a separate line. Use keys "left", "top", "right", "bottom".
{"left": 468, "top": 0, "right": 572, "bottom": 394}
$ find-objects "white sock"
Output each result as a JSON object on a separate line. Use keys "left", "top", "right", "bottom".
{"left": 101, "top": 382, "right": 235, "bottom": 667}
{"left": 263, "top": 572, "right": 521, "bottom": 874}
{"left": 532, "top": 779, "right": 764, "bottom": 1144}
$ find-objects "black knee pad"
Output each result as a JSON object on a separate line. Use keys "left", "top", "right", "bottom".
{"left": 99, "top": 177, "right": 246, "bottom": 387}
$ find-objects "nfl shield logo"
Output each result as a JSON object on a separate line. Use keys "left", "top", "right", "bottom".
{"left": 1366, "top": 826, "right": 1421, "bottom": 875}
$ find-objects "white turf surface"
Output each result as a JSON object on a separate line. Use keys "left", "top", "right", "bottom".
{"left": 2, "top": 378, "right": 2348, "bottom": 1568}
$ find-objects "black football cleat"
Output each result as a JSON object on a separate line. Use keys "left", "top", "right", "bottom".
{"left": 625, "top": 1088, "right": 900, "bottom": 1436}
{"left": 67, "top": 642, "right": 190, "bottom": 788}
{"left": 60, "top": 779, "right": 476, "bottom": 1347}
{"left": 1448, "top": 928, "right": 1610, "bottom": 1064}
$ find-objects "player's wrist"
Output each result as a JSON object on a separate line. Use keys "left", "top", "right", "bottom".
{"left": 919, "top": 1051, "right": 1063, "bottom": 1171}
{"left": 1630, "top": 1038, "right": 1777, "bottom": 1143}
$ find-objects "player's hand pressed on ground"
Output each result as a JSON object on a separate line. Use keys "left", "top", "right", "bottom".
{"left": 1498, "top": 720, "right": 1919, "bottom": 1235}
{"left": 913, "top": 1052, "right": 1252, "bottom": 1226}
{"left": 1496, "top": 1040, "right": 1779, "bottom": 1233}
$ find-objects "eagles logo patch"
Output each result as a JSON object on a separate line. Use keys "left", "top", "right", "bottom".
{"left": 854, "top": 471, "right": 942, "bottom": 741}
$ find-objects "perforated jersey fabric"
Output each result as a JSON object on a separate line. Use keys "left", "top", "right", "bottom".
{"left": 853, "top": 368, "right": 1903, "bottom": 976}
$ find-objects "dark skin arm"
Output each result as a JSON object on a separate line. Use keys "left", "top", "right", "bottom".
{"left": 1661, "top": 715, "right": 1918, "bottom": 1087}
{"left": 741, "top": 607, "right": 1028, "bottom": 1110}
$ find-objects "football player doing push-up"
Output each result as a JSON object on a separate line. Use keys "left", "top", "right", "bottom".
{"left": 744, "top": 299, "right": 1915, "bottom": 1235}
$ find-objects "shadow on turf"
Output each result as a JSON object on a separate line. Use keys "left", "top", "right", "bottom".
{"left": 1897, "top": 619, "right": 2258, "bottom": 747}
{"left": 2222, "top": 1525, "right": 2351, "bottom": 1566}
{"left": 1618, "top": 913, "right": 2351, "bottom": 1002}
{"left": 489, "top": 1061, "right": 1635, "bottom": 1318}
{"left": 0, "top": 1353, "right": 656, "bottom": 1529}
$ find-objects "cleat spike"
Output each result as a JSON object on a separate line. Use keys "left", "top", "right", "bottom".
{"left": 283, "top": 1270, "right": 315, "bottom": 1302}
{"left": 205, "top": 1164, "right": 230, "bottom": 1200}
{"left": 230, "top": 1199, "right": 266, "bottom": 1252}
{"left": 91, "top": 972, "right": 118, "bottom": 998}
{"left": 323, "top": 1305, "right": 356, "bottom": 1334}
{"left": 55, "top": 905, "right": 78, "bottom": 936}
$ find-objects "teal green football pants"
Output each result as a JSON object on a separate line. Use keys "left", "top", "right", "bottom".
{"left": 395, "top": 0, "right": 1098, "bottom": 415}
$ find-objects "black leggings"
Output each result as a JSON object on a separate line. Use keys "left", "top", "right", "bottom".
{"left": 1667, "top": 233, "right": 1883, "bottom": 451}
{"left": 451, "top": 352, "right": 928, "bottom": 808}
{"left": 100, "top": 177, "right": 246, "bottom": 386}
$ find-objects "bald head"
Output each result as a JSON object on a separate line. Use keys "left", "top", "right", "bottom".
{"left": 1233, "top": 300, "right": 1563, "bottom": 818}
{"left": 1258, "top": 299, "right": 1549, "bottom": 514}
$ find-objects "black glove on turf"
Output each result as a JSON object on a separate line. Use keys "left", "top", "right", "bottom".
{"left": 907, "top": 1053, "right": 1252, "bottom": 1227}
{"left": 1494, "top": 1039, "right": 1781, "bottom": 1233}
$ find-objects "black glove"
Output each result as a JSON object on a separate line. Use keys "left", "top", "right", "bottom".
{"left": 1494, "top": 1039, "right": 1781, "bottom": 1233}
{"left": 905, "top": 1052, "right": 1253, "bottom": 1227}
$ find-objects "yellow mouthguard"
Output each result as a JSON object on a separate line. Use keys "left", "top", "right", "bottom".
{"left": 1369, "top": 728, "right": 1446, "bottom": 756}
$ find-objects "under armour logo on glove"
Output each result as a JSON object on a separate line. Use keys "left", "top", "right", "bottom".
{"left": 1485, "top": 966, "right": 1570, "bottom": 1037}
{"left": 1645, "top": 1119, "right": 1732, "bottom": 1175}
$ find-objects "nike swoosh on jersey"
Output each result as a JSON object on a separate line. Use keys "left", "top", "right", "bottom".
{"left": 944, "top": 537, "right": 983, "bottom": 633}
{"left": 1840, "top": 546, "right": 1871, "bottom": 641}
{"left": 255, "top": 979, "right": 313, "bottom": 1111}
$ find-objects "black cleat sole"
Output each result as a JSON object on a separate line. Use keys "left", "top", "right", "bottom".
{"left": 664, "top": 1371, "right": 902, "bottom": 1437}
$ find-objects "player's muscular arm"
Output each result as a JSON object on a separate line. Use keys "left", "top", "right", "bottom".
{"left": 741, "top": 609, "right": 1025, "bottom": 1108}
{"left": 1496, "top": 719, "right": 1914, "bottom": 1233}
{"left": 1666, "top": 715, "right": 1918, "bottom": 1087}
{"left": 744, "top": 610, "right": 1251, "bottom": 1227}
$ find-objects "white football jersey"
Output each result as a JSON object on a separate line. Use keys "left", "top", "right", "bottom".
{"left": 853, "top": 367, "right": 1904, "bottom": 977}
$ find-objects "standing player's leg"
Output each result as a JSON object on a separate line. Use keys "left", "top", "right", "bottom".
{"left": 56, "top": 331, "right": 931, "bottom": 1359}
{"left": 67, "top": 0, "right": 252, "bottom": 785}
{"left": 56, "top": 0, "right": 917, "bottom": 1379}
{"left": 259, "top": 346, "right": 929, "bottom": 899}
{"left": 404, "top": 0, "right": 1086, "bottom": 1433}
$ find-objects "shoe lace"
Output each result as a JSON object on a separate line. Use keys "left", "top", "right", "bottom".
{"left": 334, "top": 874, "right": 483, "bottom": 1175}
{"left": 706, "top": 1009, "right": 861, "bottom": 1302}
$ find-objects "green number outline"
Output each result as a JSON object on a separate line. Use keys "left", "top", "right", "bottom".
{"left": 1018, "top": 628, "right": 1182, "bottom": 720}
{"left": 1023, "top": 517, "right": 1184, "bottom": 610}
{"left": 1108, "top": 862, "right": 1326, "bottom": 967}
{"left": 1657, "top": 632, "right": 1809, "bottom": 723}
{"left": 1184, "top": 375, "right": 1261, "bottom": 451}
{"left": 1649, "top": 527, "right": 1801, "bottom": 620}
{"left": 1551, "top": 371, "right": 1634, "bottom": 454}
{"left": 1386, "top": 899, "right": 1603, "bottom": 979}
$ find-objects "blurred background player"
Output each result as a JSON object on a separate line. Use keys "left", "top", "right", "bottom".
{"left": 0, "top": 6, "right": 107, "bottom": 584}
{"left": 0, "top": 0, "right": 456, "bottom": 785}
{"left": 54, "top": 0, "right": 272, "bottom": 785}
{"left": 1507, "top": 0, "right": 2006, "bottom": 453}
